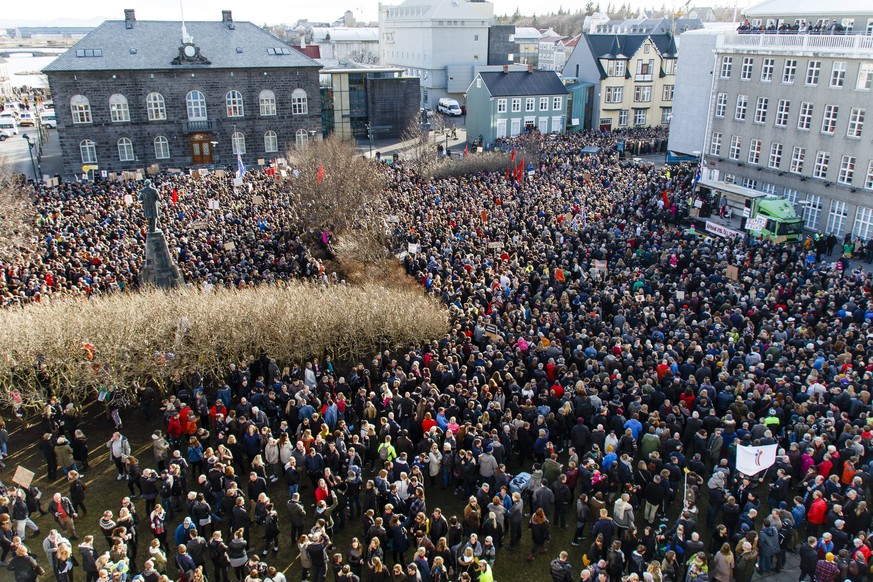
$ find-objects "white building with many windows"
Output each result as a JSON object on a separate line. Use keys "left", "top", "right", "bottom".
{"left": 687, "top": 0, "right": 873, "bottom": 239}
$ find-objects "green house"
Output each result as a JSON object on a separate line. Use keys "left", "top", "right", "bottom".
{"left": 465, "top": 68, "right": 569, "bottom": 146}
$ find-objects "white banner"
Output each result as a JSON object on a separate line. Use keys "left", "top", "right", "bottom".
{"left": 705, "top": 221, "right": 744, "bottom": 240}
{"left": 746, "top": 216, "right": 767, "bottom": 231}
{"left": 736, "top": 444, "right": 777, "bottom": 476}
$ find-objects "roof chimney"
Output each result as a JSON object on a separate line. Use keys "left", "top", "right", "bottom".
{"left": 124, "top": 9, "right": 136, "bottom": 28}
{"left": 222, "top": 10, "right": 233, "bottom": 23}
{"left": 527, "top": 63, "right": 533, "bottom": 73}
{"left": 502, "top": 64, "right": 509, "bottom": 73}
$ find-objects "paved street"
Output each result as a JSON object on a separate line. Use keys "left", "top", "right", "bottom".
{"left": 0, "top": 125, "right": 63, "bottom": 180}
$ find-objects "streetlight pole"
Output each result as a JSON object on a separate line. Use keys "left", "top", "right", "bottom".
{"left": 22, "top": 134, "right": 37, "bottom": 181}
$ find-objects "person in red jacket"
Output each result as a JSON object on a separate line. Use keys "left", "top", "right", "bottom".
{"left": 807, "top": 490, "right": 828, "bottom": 537}
{"left": 167, "top": 412, "right": 184, "bottom": 448}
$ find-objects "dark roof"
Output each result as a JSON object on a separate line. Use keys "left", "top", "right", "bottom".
{"left": 478, "top": 70, "right": 568, "bottom": 97}
{"left": 44, "top": 19, "right": 320, "bottom": 73}
{"left": 582, "top": 33, "right": 678, "bottom": 77}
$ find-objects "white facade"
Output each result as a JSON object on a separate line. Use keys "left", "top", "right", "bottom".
{"left": 311, "top": 28, "right": 380, "bottom": 63}
{"left": 0, "top": 58, "right": 10, "bottom": 96}
{"left": 666, "top": 30, "right": 720, "bottom": 156}
{"left": 378, "top": 0, "right": 494, "bottom": 107}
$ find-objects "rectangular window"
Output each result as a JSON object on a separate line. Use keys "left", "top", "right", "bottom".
{"left": 525, "top": 98, "right": 535, "bottom": 112}
{"left": 664, "top": 59, "right": 676, "bottom": 75}
{"left": 539, "top": 97, "right": 549, "bottom": 110}
{"left": 754, "top": 97, "right": 768, "bottom": 124}
{"left": 857, "top": 62, "right": 873, "bottom": 91}
{"left": 497, "top": 99, "right": 507, "bottom": 113}
{"left": 761, "top": 183, "right": 777, "bottom": 195}
{"left": 761, "top": 58, "right": 774, "bottom": 81}
{"left": 790, "top": 146, "right": 805, "bottom": 174}
{"left": 805, "top": 60, "right": 821, "bottom": 86}
{"left": 552, "top": 96, "right": 563, "bottom": 110}
{"left": 783, "top": 188, "right": 798, "bottom": 205}
{"left": 735, "top": 95, "right": 748, "bottom": 121}
{"left": 661, "top": 108, "right": 672, "bottom": 124}
{"left": 710, "top": 132, "right": 722, "bottom": 156}
{"left": 798, "top": 102, "right": 813, "bottom": 130}
{"left": 607, "top": 60, "right": 626, "bottom": 77}
{"left": 633, "top": 86, "right": 652, "bottom": 102}
{"left": 604, "top": 87, "right": 623, "bottom": 103}
{"left": 729, "top": 135, "right": 742, "bottom": 160}
{"left": 715, "top": 93, "right": 727, "bottom": 118}
{"left": 634, "top": 109, "right": 647, "bottom": 126}
{"left": 831, "top": 62, "right": 846, "bottom": 87}
{"left": 720, "top": 56, "right": 732, "bottom": 79}
{"left": 813, "top": 151, "right": 830, "bottom": 179}
{"left": 827, "top": 200, "right": 849, "bottom": 238}
{"left": 636, "top": 59, "right": 654, "bottom": 81}
{"left": 854, "top": 206, "right": 873, "bottom": 241}
{"left": 821, "top": 104, "right": 839, "bottom": 134}
{"left": 775, "top": 99, "right": 790, "bottom": 127}
{"left": 782, "top": 59, "right": 797, "bottom": 83}
{"left": 742, "top": 177, "right": 757, "bottom": 190}
{"left": 741, "top": 57, "right": 754, "bottom": 80}
{"left": 847, "top": 107, "right": 865, "bottom": 138}
{"left": 72, "top": 103, "right": 92, "bottom": 124}
{"left": 618, "top": 109, "right": 628, "bottom": 126}
{"left": 803, "top": 194, "right": 822, "bottom": 230}
{"left": 867, "top": 160, "right": 873, "bottom": 190}
{"left": 838, "top": 155, "right": 856, "bottom": 184}
{"left": 511, "top": 98, "right": 521, "bottom": 112}
{"left": 769, "top": 143, "right": 783, "bottom": 169}
{"left": 662, "top": 85, "right": 674, "bottom": 101}
{"left": 748, "top": 139, "right": 761, "bottom": 164}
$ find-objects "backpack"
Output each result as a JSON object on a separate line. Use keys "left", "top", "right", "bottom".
{"left": 379, "top": 444, "right": 389, "bottom": 461}
{"left": 159, "top": 479, "right": 172, "bottom": 498}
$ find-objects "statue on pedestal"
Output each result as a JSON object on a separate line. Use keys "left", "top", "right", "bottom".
{"left": 139, "top": 179, "right": 161, "bottom": 232}
{"left": 138, "top": 179, "right": 184, "bottom": 289}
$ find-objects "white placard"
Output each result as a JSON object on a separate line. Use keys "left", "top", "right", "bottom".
{"left": 233, "top": 177, "right": 244, "bottom": 187}
{"left": 408, "top": 243, "right": 420, "bottom": 254}
{"left": 124, "top": 194, "right": 133, "bottom": 206}
{"left": 746, "top": 216, "right": 767, "bottom": 231}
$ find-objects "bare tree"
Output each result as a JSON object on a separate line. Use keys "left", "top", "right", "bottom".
{"left": 0, "top": 155, "right": 39, "bottom": 264}
{"left": 346, "top": 48, "right": 380, "bottom": 64}
{"left": 398, "top": 115, "right": 443, "bottom": 176}
{"left": 284, "top": 136, "right": 387, "bottom": 234}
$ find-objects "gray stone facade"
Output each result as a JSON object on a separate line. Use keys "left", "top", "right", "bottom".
{"left": 366, "top": 76, "right": 420, "bottom": 138}
{"left": 48, "top": 67, "right": 322, "bottom": 175}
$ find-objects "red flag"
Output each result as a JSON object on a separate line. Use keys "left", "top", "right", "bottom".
{"left": 463, "top": 146, "right": 469, "bottom": 157}
{"left": 171, "top": 188, "right": 178, "bottom": 205}
{"left": 481, "top": 210, "right": 487, "bottom": 223}
{"left": 510, "top": 148, "right": 516, "bottom": 162}
{"left": 505, "top": 167, "right": 510, "bottom": 180}
{"left": 316, "top": 164, "right": 325, "bottom": 184}
{"left": 662, "top": 190, "right": 670, "bottom": 207}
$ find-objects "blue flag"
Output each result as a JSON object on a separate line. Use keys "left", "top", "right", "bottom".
{"left": 236, "top": 154, "right": 246, "bottom": 179}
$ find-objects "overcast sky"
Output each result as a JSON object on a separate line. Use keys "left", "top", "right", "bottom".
{"left": 1, "top": 0, "right": 750, "bottom": 27}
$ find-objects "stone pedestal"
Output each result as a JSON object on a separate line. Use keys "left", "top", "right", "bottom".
{"left": 142, "top": 230, "right": 184, "bottom": 289}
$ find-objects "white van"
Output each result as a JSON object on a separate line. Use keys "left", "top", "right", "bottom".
{"left": 17, "top": 111, "right": 35, "bottom": 127}
{"left": 39, "top": 110, "right": 57, "bottom": 129}
{"left": 437, "top": 98, "right": 463, "bottom": 116}
{"left": 0, "top": 116, "right": 18, "bottom": 140}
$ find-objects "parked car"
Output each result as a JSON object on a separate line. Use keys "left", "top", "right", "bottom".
{"left": 437, "top": 98, "right": 462, "bottom": 116}
{"left": 18, "top": 111, "right": 35, "bottom": 127}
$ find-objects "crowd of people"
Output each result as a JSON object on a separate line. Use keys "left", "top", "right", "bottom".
{"left": 2, "top": 126, "right": 873, "bottom": 582}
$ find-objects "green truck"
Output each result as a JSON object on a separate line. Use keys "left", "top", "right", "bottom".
{"left": 693, "top": 179, "right": 804, "bottom": 243}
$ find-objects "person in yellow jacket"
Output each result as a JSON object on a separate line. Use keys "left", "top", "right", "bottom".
{"left": 477, "top": 559, "right": 494, "bottom": 582}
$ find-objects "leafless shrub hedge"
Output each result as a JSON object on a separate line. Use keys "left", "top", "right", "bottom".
{"left": 430, "top": 152, "right": 513, "bottom": 179}
{"left": 0, "top": 282, "right": 449, "bottom": 408}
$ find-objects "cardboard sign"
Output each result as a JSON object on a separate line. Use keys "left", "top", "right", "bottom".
{"left": 233, "top": 177, "right": 244, "bottom": 187}
{"left": 726, "top": 265, "right": 739, "bottom": 281}
{"left": 386, "top": 215, "right": 400, "bottom": 224}
{"left": 191, "top": 219, "right": 209, "bottom": 230}
{"left": 51, "top": 177, "right": 59, "bottom": 187}
{"left": 100, "top": 170, "right": 108, "bottom": 178}
{"left": 408, "top": 243, "right": 420, "bottom": 254}
{"left": 167, "top": 168, "right": 182, "bottom": 174}
{"left": 146, "top": 164, "right": 159, "bottom": 175}
{"left": 257, "top": 159, "right": 265, "bottom": 166}
{"left": 135, "top": 172, "right": 143, "bottom": 181}
{"left": 252, "top": 195, "right": 264, "bottom": 206}
{"left": 208, "top": 199, "right": 220, "bottom": 210}
{"left": 484, "top": 324, "right": 500, "bottom": 341}
{"left": 487, "top": 241, "right": 504, "bottom": 249}
{"left": 223, "top": 242, "right": 236, "bottom": 251}
{"left": 213, "top": 169, "right": 226, "bottom": 178}
{"left": 123, "top": 194, "right": 134, "bottom": 206}
{"left": 593, "top": 259, "right": 607, "bottom": 272}
{"left": 12, "top": 465, "right": 35, "bottom": 489}
{"left": 190, "top": 170, "right": 200, "bottom": 178}
{"left": 675, "top": 290, "right": 685, "bottom": 301}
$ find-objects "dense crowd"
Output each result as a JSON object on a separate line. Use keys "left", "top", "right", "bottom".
{"left": 2, "top": 127, "right": 873, "bottom": 582}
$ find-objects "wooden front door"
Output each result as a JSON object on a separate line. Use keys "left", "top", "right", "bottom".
{"left": 190, "top": 134, "right": 213, "bottom": 165}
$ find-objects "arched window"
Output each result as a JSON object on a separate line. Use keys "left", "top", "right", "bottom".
{"left": 186, "top": 90, "right": 207, "bottom": 121}
{"left": 109, "top": 94, "right": 130, "bottom": 122}
{"left": 70, "top": 95, "right": 92, "bottom": 124}
{"left": 117, "top": 137, "right": 135, "bottom": 161}
{"left": 80, "top": 139, "right": 97, "bottom": 163}
{"left": 295, "top": 128, "right": 308, "bottom": 149}
{"left": 231, "top": 131, "right": 246, "bottom": 155}
{"left": 264, "top": 130, "right": 278, "bottom": 153}
{"left": 259, "top": 89, "right": 276, "bottom": 116}
{"left": 291, "top": 88, "right": 308, "bottom": 115}
{"left": 154, "top": 136, "right": 170, "bottom": 160}
{"left": 146, "top": 92, "right": 166, "bottom": 121}
{"left": 226, "top": 90, "right": 244, "bottom": 118}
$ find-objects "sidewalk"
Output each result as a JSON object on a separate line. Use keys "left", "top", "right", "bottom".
{"left": 357, "top": 123, "right": 469, "bottom": 159}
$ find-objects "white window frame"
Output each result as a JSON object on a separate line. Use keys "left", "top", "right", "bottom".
{"left": 821, "top": 104, "right": 838, "bottom": 134}
{"left": 604, "top": 87, "right": 623, "bottom": 103}
{"left": 805, "top": 61, "right": 821, "bottom": 86}
{"left": 511, "top": 98, "right": 521, "bottom": 112}
{"left": 539, "top": 97, "right": 549, "bottom": 111}
{"left": 782, "top": 59, "right": 797, "bottom": 83}
{"left": 830, "top": 62, "right": 846, "bottom": 88}
{"left": 79, "top": 139, "right": 97, "bottom": 163}
{"left": 790, "top": 146, "right": 805, "bottom": 174}
{"left": 754, "top": 96, "right": 768, "bottom": 124}
{"left": 618, "top": 109, "right": 628, "bottom": 126}
{"left": 259, "top": 90, "right": 277, "bottom": 117}
{"left": 783, "top": 188, "right": 798, "bottom": 205}
{"left": 154, "top": 136, "right": 170, "bottom": 160}
{"left": 803, "top": 193, "right": 822, "bottom": 230}
{"left": 774, "top": 99, "right": 790, "bottom": 127}
{"left": 231, "top": 131, "right": 246, "bottom": 155}
{"left": 729, "top": 135, "right": 741, "bottom": 160}
{"left": 497, "top": 99, "right": 507, "bottom": 113}
{"left": 633, "top": 86, "right": 652, "bottom": 103}
{"left": 146, "top": 92, "right": 166, "bottom": 121}
{"left": 813, "top": 151, "right": 829, "bottom": 179}
{"left": 662, "top": 85, "right": 674, "bottom": 101}
{"left": 741, "top": 57, "right": 754, "bottom": 80}
{"left": 748, "top": 139, "right": 761, "bottom": 164}
{"left": 768, "top": 142, "right": 782, "bottom": 169}
{"left": 710, "top": 131, "right": 722, "bottom": 156}
{"left": 854, "top": 206, "right": 873, "bottom": 241}
{"left": 264, "top": 130, "right": 278, "bottom": 153}
{"left": 857, "top": 62, "right": 873, "bottom": 91}
{"left": 292, "top": 89, "right": 308, "bottom": 115}
{"left": 867, "top": 160, "right": 873, "bottom": 190}
{"left": 552, "top": 96, "right": 563, "bottom": 110}
{"left": 525, "top": 98, "right": 535, "bottom": 112}
{"left": 71, "top": 95, "right": 92, "bottom": 124}
{"left": 797, "top": 102, "right": 813, "bottom": 130}
{"left": 117, "top": 137, "right": 134, "bottom": 162}
{"left": 734, "top": 95, "right": 747, "bottom": 121}
{"left": 826, "top": 199, "right": 848, "bottom": 237}
{"left": 720, "top": 56, "right": 732, "bottom": 79}
{"left": 186, "top": 90, "right": 207, "bottom": 121}
{"left": 295, "top": 128, "right": 309, "bottom": 149}
{"left": 761, "top": 58, "right": 774, "bottom": 82}
{"left": 847, "top": 107, "right": 865, "bottom": 138}
{"left": 109, "top": 94, "right": 130, "bottom": 123}
{"left": 633, "top": 109, "right": 647, "bottom": 126}
{"left": 225, "top": 90, "right": 244, "bottom": 118}
{"left": 838, "top": 155, "right": 855, "bottom": 185}
{"left": 715, "top": 93, "right": 727, "bottom": 118}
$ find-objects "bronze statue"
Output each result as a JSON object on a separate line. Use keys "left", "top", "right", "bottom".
{"left": 139, "top": 179, "right": 160, "bottom": 233}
